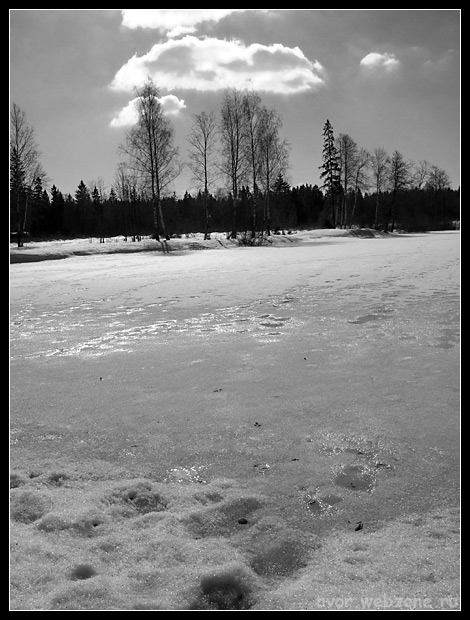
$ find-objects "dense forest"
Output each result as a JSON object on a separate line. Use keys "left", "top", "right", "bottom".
{"left": 11, "top": 177, "right": 460, "bottom": 243}
{"left": 10, "top": 83, "right": 460, "bottom": 247}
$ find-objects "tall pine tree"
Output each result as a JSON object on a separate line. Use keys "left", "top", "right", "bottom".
{"left": 92, "top": 186, "right": 105, "bottom": 242}
{"left": 319, "top": 119, "right": 341, "bottom": 228}
{"left": 75, "top": 180, "right": 91, "bottom": 236}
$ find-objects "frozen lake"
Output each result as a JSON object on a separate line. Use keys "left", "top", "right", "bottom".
{"left": 10, "top": 230, "right": 460, "bottom": 610}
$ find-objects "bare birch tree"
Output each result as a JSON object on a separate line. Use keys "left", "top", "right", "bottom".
{"left": 258, "top": 106, "right": 290, "bottom": 236}
{"left": 426, "top": 165, "right": 452, "bottom": 224}
{"left": 413, "top": 159, "right": 431, "bottom": 190}
{"left": 426, "top": 165, "right": 451, "bottom": 191}
{"left": 219, "top": 88, "right": 248, "bottom": 239}
{"left": 385, "top": 150, "right": 411, "bottom": 232}
{"left": 120, "top": 79, "right": 181, "bottom": 248}
{"left": 187, "top": 110, "right": 218, "bottom": 239}
{"left": 10, "top": 103, "right": 46, "bottom": 246}
{"left": 348, "top": 147, "right": 371, "bottom": 227}
{"left": 115, "top": 162, "right": 142, "bottom": 241}
{"left": 242, "top": 90, "right": 263, "bottom": 237}
{"left": 371, "top": 147, "right": 389, "bottom": 228}
{"left": 336, "top": 133, "right": 358, "bottom": 228}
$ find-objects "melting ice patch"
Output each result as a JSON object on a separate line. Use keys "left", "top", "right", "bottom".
{"left": 12, "top": 299, "right": 303, "bottom": 359}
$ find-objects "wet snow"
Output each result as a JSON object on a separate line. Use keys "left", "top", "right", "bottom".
{"left": 10, "top": 230, "right": 460, "bottom": 610}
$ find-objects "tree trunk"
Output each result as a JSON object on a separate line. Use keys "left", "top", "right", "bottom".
{"left": 153, "top": 193, "right": 170, "bottom": 251}
{"left": 251, "top": 193, "right": 257, "bottom": 240}
{"left": 264, "top": 190, "right": 271, "bottom": 236}
{"left": 157, "top": 196, "right": 169, "bottom": 240}
{"left": 330, "top": 192, "right": 336, "bottom": 229}
{"left": 202, "top": 191, "right": 210, "bottom": 240}
{"left": 152, "top": 199, "right": 160, "bottom": 241}
{"left": 349, "top": 192, "right": 358, "bottom": 228}
{"left": 203, "top": 176, "right": 210, "bottom": 240}
{"left": 229, "top": 175, "right": 238, "bottom": 239}
{"left": 230, "top": 194, "right": 237, "bottom": 240}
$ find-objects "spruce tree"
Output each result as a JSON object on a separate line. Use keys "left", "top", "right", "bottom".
{"left": 75, "top": 180, "right": 90, "bottom": 203}
{"left": 92, "top": 186, "right": 105, "bottom": 242}
{"left": 50, "top": 185, "right": 64, "bottom": 235}
{"left": 75, "top": 180, "right": 91, "bottom": 236}
{"left": 319, "top": 119, "right": 341, "bottom": 228}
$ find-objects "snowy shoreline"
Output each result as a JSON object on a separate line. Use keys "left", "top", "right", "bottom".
{"left": 10, "top": 228, "right": 394, "bottom": 264}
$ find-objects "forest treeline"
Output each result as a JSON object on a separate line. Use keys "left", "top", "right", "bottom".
{"left": 12, "top": 176, "right": 460, "bottom": 243}
{"left": 10, "top": 83, "right": 459, "bottom": 246}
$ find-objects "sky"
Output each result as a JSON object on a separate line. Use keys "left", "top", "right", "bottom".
{"left": 9, "top": 9, "right": 460, "bottom": 197}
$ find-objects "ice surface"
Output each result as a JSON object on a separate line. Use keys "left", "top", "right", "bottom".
{"left": 10, "top": 230, "right": 460, "bottom": 609}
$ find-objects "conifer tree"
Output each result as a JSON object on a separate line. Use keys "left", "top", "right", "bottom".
{"left": 50, "top": 184, "right": 64, "bottom": 234}
{"left": 75, "top": 180, "right": 91, "bottom": 236}
{"left": 319, "top": 119, "right": 341, "bottom": 228}
{"left": 75, "top": 180, "right": 90, "bottom": 204}
{"left": 92, "top": 186, "right": 105, "bottom": 242}
{"left": 272, "top": 172, "right": 292, "bottom": 233}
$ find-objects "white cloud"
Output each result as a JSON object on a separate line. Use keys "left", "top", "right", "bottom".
{"left": 110, "top": 98, "right": 139, "bottom": 128}
{"left": 110, "top": 94, "right": 186, "bottom": 128}
{"left": 359, "top": 52, "right": 400, "bottom": 72}
{"left": 159, "top": 94, "right": 187, "bottom": 115}
{"left": 121, "top": 9, "right": 263, "bottom": 37}
{"left": 109, "top": 35, "right": 325, "bottom": 95}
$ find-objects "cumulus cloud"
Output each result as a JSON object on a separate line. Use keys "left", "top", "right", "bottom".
{"left": 121, "top": 9, "right": 264, "bottom": 37}
{"left": 159, "top": 94, "right": 187, "bottom": 115}
{"left": 109, "top": 35, "right": 325, "bottom": 95}
{"left": 359, "top": 52, "right": 400, "bottom": 72}
{"left": 110, "top": 94, "right": 186, "bottom": 128}
{"left": 110, "top": 98, "right": 139, "bottom": 128}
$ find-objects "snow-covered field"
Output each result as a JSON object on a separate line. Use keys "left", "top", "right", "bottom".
{"left": 10, "top": 230, "right": 460, "bottom": 610}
